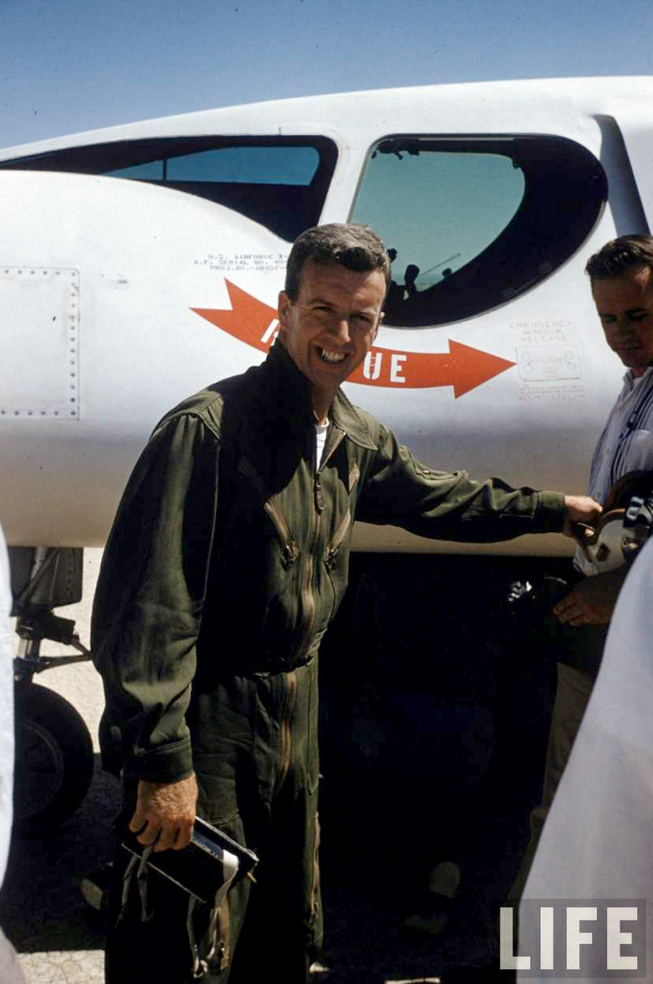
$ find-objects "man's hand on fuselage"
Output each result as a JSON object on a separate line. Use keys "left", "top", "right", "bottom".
{"left": 562, "top": 495, "right": 603, "bottom": 537}
{"left": 553, "top": 568, "right": 627, "bottom": 627}
{"left": 129, "top": 773, "right": 198, "bottom": 852}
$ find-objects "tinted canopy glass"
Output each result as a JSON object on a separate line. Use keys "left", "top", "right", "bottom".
{"left": 2, "top": 137, "right": 337, "bottom": 242}
{"left": 350, "top": 135, "right": 607, "bottom": 328}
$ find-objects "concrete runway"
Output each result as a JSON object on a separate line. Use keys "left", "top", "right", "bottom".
{"left": 3, "top": 549, "right": 112, "bottom": 984}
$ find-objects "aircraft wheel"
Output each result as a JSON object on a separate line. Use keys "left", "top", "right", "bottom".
{"left": 13, "top": 683, "right": 94, "bottom": 837}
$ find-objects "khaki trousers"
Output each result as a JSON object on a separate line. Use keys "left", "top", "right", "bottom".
{"left": 508, "top": 661, "right": 595, "bottom": 904}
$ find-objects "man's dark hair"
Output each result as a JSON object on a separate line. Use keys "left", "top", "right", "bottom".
{"left": 586, "top": 234, "right": 653, "bottom": 281}
{"left": 284, "top": 223, "right": 392, "bottom": 301}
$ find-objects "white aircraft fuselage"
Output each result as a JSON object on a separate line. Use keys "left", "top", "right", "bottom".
{"left": 1, "top": 77, "right": 650, "bottom": 556}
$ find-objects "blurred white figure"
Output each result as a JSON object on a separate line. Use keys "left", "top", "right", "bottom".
{"left": 0, "top": 522, "right": 25, "bottom": 984}
{"left": 519, "top": 537, "right": 653, "bottom": 983}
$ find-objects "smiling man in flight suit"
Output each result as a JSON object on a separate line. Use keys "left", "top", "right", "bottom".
{"left": 91, "top": 222, "right": 600, "bottom": 984}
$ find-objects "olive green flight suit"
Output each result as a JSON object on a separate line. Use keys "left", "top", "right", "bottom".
{"left": 92, "top": 340, "right": 566, "bottom": 982}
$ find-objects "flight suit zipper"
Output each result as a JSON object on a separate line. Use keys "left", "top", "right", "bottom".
{"left": 310, "top": 811, "right": 321, "bottom": 925}
{"left": 325, "top": 460, "right": 359, "bottom": 569}
{"left": 274, "top": 670, "right": 298, "bottom": 794}
{"left": 297, "top": 428, "right": 346, "bottom": 657}
{"left": 325, "top": 508, "right": 351, "bottom": 570}
{"left": 238, "top": 456, "right": 299, "bottom": 568}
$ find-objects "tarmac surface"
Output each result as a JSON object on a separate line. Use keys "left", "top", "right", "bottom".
{"left": 1, "top": 548, "right": 552, "bottom": 983}
{"left": 3, "top": 550, "right": 111, "bottom": 984}
{"left": 0, "top": 753, "right": 518, "bottom": 984}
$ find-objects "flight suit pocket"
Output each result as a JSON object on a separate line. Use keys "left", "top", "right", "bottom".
{"left": 238, "top": 455, "right": 300, "bottom": 569}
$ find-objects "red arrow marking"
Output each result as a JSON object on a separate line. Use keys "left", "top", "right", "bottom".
{"left": 350, "top": 341, "right": 516, "bottom": 398}
{"left": 192, "top": 280, "right": 516, "bottom": 396}
{"left": 192, "top": 279, "right": 277, "bottom": 352}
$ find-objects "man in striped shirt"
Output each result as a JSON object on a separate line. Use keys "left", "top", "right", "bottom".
{"left": 511, "top": 233, "right": 653, "bottom": 901}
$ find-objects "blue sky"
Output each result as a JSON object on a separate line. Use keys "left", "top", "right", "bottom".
{"left": 2, "top": 0, "right": 653, "bottom": 148}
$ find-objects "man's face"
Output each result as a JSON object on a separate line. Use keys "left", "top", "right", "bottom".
{"left": 592, "top": 264, "right": 653, "bottom": 374}
{"left": 277, "top": 258, "right": 385, "bottom": 402}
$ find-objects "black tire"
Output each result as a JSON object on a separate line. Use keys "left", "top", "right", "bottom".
{"left": 13, "top": 682, "right": 94, "bottom": 837}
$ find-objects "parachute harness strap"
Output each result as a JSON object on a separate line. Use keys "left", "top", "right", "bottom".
{"left": 188, "top": 880, "right": 233, "bottom": 979}
{"left": 115, "top": 845, "right": 154, "bottom": 927}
